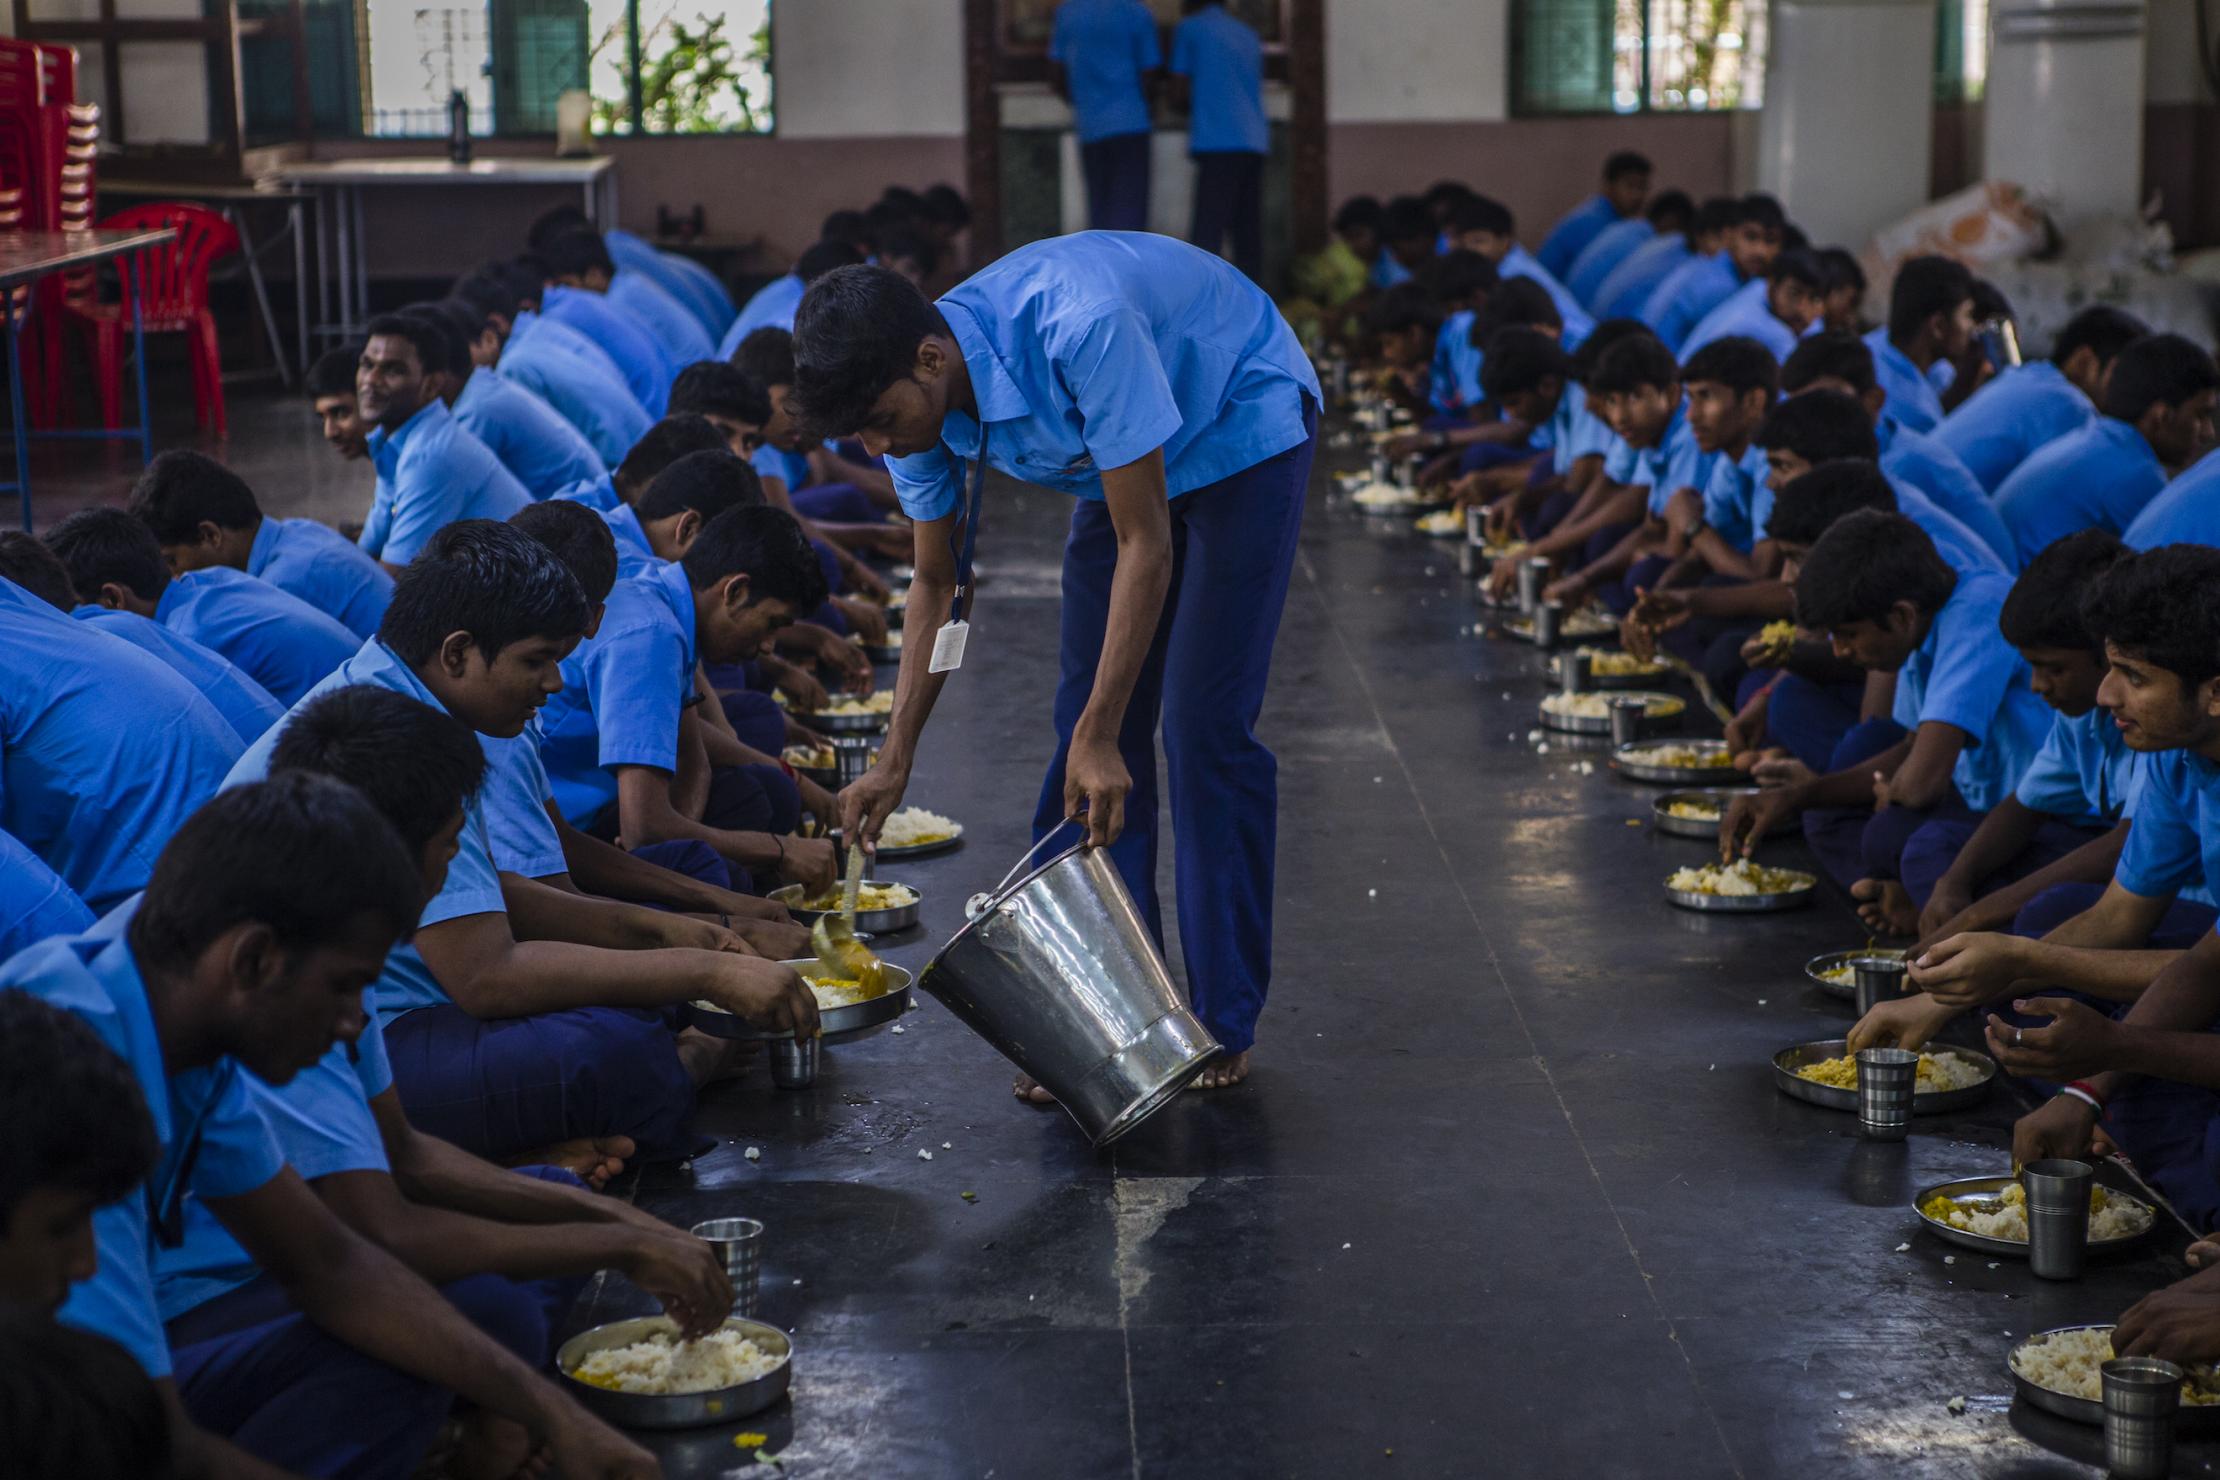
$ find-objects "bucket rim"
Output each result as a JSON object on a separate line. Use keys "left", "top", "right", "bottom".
{"left": 922, "top": 836, "right": 1092, "bottom": 979}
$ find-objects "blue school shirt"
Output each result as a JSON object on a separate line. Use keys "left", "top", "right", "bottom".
{"left": 886, "top": 233, "right": 1319, "bottom": 520}
{"left": 720, "top": 274, "right": 804, "bottom": 359}
{"left": 1051, "top": 0, "right": 1161, "bottom": 142}
{"left": 2124, "top": 453, "right": 2220, "bottom": 550}
{"left": 501, "top": 310, "right": 651, "bottom": 468}
{"left": 1865, "top": 327, "right": 1946, "bottom": 433}
{"left": 1678, "top": 279, "right": 1801, "bottom": 363}
{"left": 0, "top": 911, "right": 286, "bottom": 1377}
{"left": 1371, "top": 249, "right": 1414, "bottom": 290}
{"left": 1596, "top": 234, "right": 1690, "bottom": 322}
{"left": 539, "top": 562, "right": 699, "bottom": 826}
{"left": 610, "top": 269, "right": 716, "bottom": 366}
{"left": 1887, "top": 569, "right": 2050, "bottom": 813}
{"left": 1934, "top": 359, "right": 2094, "bottom": 493}
{"left": 2117, "top": 747, "right": 2220, "bottom": 911}
{"left": 751, "top": 442, "right": 815, "bottom": 495}
{"left": 1605, "top": 403, "right": 1714, "bottom": 517}
{"left": 1170, "top": 4, "right": 1266, "bottom": 155}
{"left": 1700, "top": 442, "right": 1774, "bottom": 553}
{"left": 541, "top": 284, "right": 673, "bottom": 417}
{"left": 0, "top": 582, "right": 240, "bottom": 912}
{"left": 1642, "top": 250, "right": 1740, "bottom": 350}
{"left": 71, "top": 607, "right": 283, "bottom": 747}
{"left": 603, "top": 502, "right": 659, "bottom": 580}
{"left": 2016, "top": 707, "right": 2134, "bottom": 829}
{"left": 0, "top": 828, "right": 91, "bottom": 960}
{"left": 1877, "top": 415, "right": 2017, "bottom": 572}
{"left": 1994, "top": 418, "right": 2167, "bottom": 567}
{"left": 224, "top": 641, "right": 510, "bottom": 1024}
{"left": 1541, "top": 382, "right": 1613, "bottom": 475}
{"left": 1429, "top": 310, "right": 1483, "bottom": 415}
{"left": 1894, "top": 480, "right": 2007, "bottom": 578}
{"left": 153, "top": 565, "right": 360, "bottom": 708}
{"left": 607, "top": 228, "right": 733, "bottom": 341}
{"left": 361, "top": 399, "right": 532, "bottom": 567}
{"left": 246, "top": 516, "right": 392, "bottom": 641}
{"left": 452, "top": 370, "right": 606, "bottom": 501}
{"left": 1536, "top": 195, "right": 1621, "bottom": 280}
{"left": 1565, "top": 217, "right": 1654, "bottom": 310}
{"left": 1499, "top": 244, "right": 1593, "bottom": 349}
{"left": 481, "top": 718, "right": 568, "bottom": 881}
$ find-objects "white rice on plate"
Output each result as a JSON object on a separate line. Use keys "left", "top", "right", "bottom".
{"left": 571, "top": 1328, "right": 782, "bottom": 1395}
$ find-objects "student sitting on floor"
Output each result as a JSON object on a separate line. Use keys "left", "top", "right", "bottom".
{"left": 450, "top": 260, "right": 652, "bottom": 468}
{"left": 0, "top": 826, "right": 92, "bottom": 962}
{"left": 1422, "top": 250, "right": 1500, "bottom": 420}
{"left": 718, "top": 239, "right": 865, "bottom": 360}
{"left": 1361, "top": 281, "right": 1444, "bottom": 421}
{"left": 528, "top": 214, "right": 714, "bottom": 368}
{"left": 1474, "top": 318, "right": 1651, "bottom": 574}
{"left": 553, "top": 409, "right": 728, "bottom": 514}
{"left": 2125, "top": 448, "right": 2220, "bottom": 550}
{"left": 1677, "top": 247, "right": 1823, "bottom": 363}
{"left": 0, "top": 531, "right": 280, "bottom": 747}
{"left": 354, "top": 314, "right": 532, "bottom": 572}
{"left": 1936, "top": 304, "right": 2147, "bottom": 492}
{"left": 125, "top": 447, "right": 393, "bottom": 640}
{"left": 225, "top": 520, "right": 821, "bottom": 1170}
{"left": 0, "top": 775, "right": 661, "bottom": 1480}
{"left": 306, "top": 344, "right": 369, "bottom": 464}
{"left": 1994, "top": 333, "right": 2219, "bottom": 565}
{"left": 1721, "top": 508, "right": 2051, "bottom": 916}
{"left": 1295, "top": 195, "right": 1384, "bottom": 345}
{"left": 397, "top": 299, "right": 605, "bottom": 501}
{"left": 1864, "top": 255, "right": 1974, "bottom": 434}
{"left": 1444, "top": 192, "right": 1594, "bottom": 347}
{"left": 46, "top": 507, "right": 357, "bottom": 709}
{"left": 530, "top": 202, "right": 734, "bottom": 344}
{"left": 1370, "top": 195, "right": 1438, "bottom": 290}
{"left": 1644, "top": 194, "right": 1784, "bottom": 350}
{"left": 1813, "top": 248, "right": 1867, "bottom": 333}
{"left": 1596, "top": 194, "right": 1735, "bottom": 325}
{"left": 1566, "top": 189, "right": 1687, "bottom": 312}
{"left": 1621, "top": 334, "right": 1781, "bottom": 609}
{"left": 534, "top": 233, "right": 678, "bottom": 417}
{"left": 1535, "top": 149, "right": 1651, "bottom": 279}
{"left": 728, "top": 330, "right": 908, "bottom": 532}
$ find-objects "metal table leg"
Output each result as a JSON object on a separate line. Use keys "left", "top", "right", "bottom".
{"left": 350, "top": 183, "right": 369, "bottom": 330}
{"left": 227, "top": 202, "right": 293, "bottom": 384}
{"left": 6, "top": 301, "right": 29, "bottom": 531}
{"left": 292, "top": 195, "right": 309, "bottom": 369}
{"left": 315, "top": 183, "right": 332, "bottom": 342}
{"left": 131, "top": 252, "right": 151, "bottom": 463}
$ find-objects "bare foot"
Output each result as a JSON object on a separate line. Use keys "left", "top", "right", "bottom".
{"left": 444, "top": 1408, "right": 551, "bottom": 1480}
{"left": 500, "top": 1136, "right": 635, "bottom": 1190}
{"left": 676, "top": 1027, "right": 757, "bottom": 1086}
{"left": 1851, "top": 878, "right": 1920, "bottom": 937}
{"left": 1189, "top": 1051, "right": 1252, "bottom": 1091}
{"left": 1012, "top": 1073, "right": 1057, "bottom": 1106}
{"left": 2191, "top": 1238, "right": 2220, "bottom": 1271}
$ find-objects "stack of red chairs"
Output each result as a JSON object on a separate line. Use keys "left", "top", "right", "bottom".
{"left": 0, "top": 39, "right": 98, "bottom": 425}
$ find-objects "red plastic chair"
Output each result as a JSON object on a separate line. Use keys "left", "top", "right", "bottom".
{"left": 64, "top": 202, "right": 239, "bottom": 440}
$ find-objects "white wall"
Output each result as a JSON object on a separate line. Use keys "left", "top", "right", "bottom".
{"left": 1326, "top": 0, "right": 1508, "bottom": 122}
{"left": 773, "top": 0, "right": 966, "bottom": 138}
{"left": 1756, "top": 0, "right": 1936, "bottom": 242}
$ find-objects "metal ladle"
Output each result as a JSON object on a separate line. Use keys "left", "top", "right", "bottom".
{"left": 811, "top": 842, "right": 887, "bottom": 995}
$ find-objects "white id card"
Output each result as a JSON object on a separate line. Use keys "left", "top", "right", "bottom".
{"left": 930, "top": 619, "right": 970, "bottom": 673}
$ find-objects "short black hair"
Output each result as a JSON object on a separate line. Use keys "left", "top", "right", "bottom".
{"left": 669, "top": 359, "right": 771, "bottom": 426}
{"left": 1646, "top": 189, "right": 1693, "bottom": 228}
{"left": 1815, "top": 247, "right": 1867, "bottom": 300}
{"left": 877, "top": 225, "right": 942, "bottom": 279}
{"left": 0, "top": 1309, "right": 174, "bottom": 1480}
{"left": 449, "top": 267, "right": 516, "bottom": 328}
{"left": 1604, "top": 150, "right": 1652, "bottom": 181}
{"left": 1970, "top": 278, "right": 2014, "bottom": 324}
{"left": 526, "top": 204, "right": 594, "bottom": 254}
{"left": 1767, "top": 248, "right": 1824, "bottom": 292}
{"left": 509, "top": 499, "right": 620, "bottom": 604}
{"left": 789, "top": 264, "right": 947, "bottom": 440}
{"left": 1473, "top": 277, "right": 1562, "bottom": 342}
{"left": 680, "top": 505, "right": 830, "bottom": 612}
{"left": 1679, "top": 335, "right": 1780, "bottom": 399}
{"left": 2081, "top": 544, "right": 2220, "bottom": 690}
{"left": 395, "top": 302, "right": 470, "bottom": 379}
{"left": 2099, "top": 334, "right": 2220, "bottom": 423}
{"left": 540, "top": 228, "right": 615, "bottom": 281}
{"left": 43, "top": 507, "right": 169, "bottom": 604}
{"left": 1764, "top": 459, "right": 1897, "bottom": 547}
{"left": 637, "top": 449, "right": 766, "bottom": 525}
{"left": 306, "top": 345, "right": 359, "bottom": 400}
{"left": 377, "top": 518, "right": 588, "bottom": 665}
{"left": 362, "top": 312, "right": 441, "bottom": 374}
{"left": 615, "top": 415, "right": 730, "bottom": 496}
{"left": 1887, "top": 255, "right": 1974, "bottom": 344}
{"left": 0, "top": 992, "right": 157, "bottom": 1227}
{"left": 1420, "top": 180, "right": 1473, "bottom": 211}
{"left": 734, "top": 326, "right": 795, "bottom": 388}
{"left": 796, "top": 239, "right": 865, "bottom": 286}
{"left": 1444, "top": 194, "right": 1514, "bottom": 239}
{"left": 127, "top": 449, "right": 262, "bottom": 544}
{"left": 2051, "top": 305, "right": 2148, "bottom": 370}
{"left": 1587, "top": 333, "right": 1679, "bottom": 397}
{"left": 1425, "top": 249, "right": 1498, "bottom": 303}
{"left": 0, "top": 531, "right": 73, "bottom": 609}
{"left": 1781, "top": 329, "right": 1878, "bottom": 396}
{"left": 1738, "top": 194, "right": 1787, "bottom": 236}
{"left": 819, "top": 208, "right": 871, "bottom": 250}
{"left": 1364, "top": 281, "right": 1445, "bottom": 339}
{"left": 1793, "top": 508, "right": 1956, "bottom": 629}
{"left": 1754, "top": 389, "right": 1881, "bottom": 462}
{"left": 1690, "top": 196, "right": 1743, "bottom": 240}
{"left": 1332, "top": 195, "right": 1385, "bottom": 235}
{"left": 921, "top": 183, "right": 971, "bottom": 230}
{"left": 1479, "top": 328, "right": 1573, "bottom": 402}
{"left": 269, "top": 686, "right": 486, "bottom": 856}
{"left": 2001, "top": 529, "right": 2127, "bottom": 655}
{"left": 127, "top": 771, "right": 424, "bottom": 976}
{"left": 1383, "top": 195, "right": 1438, "bottom": 244}
{"left": 1571, "top": 318, "right": 1653, "bottom": 382}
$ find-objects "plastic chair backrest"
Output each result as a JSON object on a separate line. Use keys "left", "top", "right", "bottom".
{"left": 97, "top": 202, "right": 240, "bottom": 325}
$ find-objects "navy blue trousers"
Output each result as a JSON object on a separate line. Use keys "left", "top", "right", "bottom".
{"left": 1762, "top": 672, "right": 1869, "bottom": 774}
{"left": 1031, "top": 404, "right": 1316, "bottom": 1054}
{"left": 1190, "top": 150, "right": 1265, "bottom": 281}
{"left": 1081, "top": 131, "right": 1152, "bottom": 231}
{"left": 792, "top": 481, "right": 882, "bottom": 525}
{"left": 1799, "top": 717, "right": 1957, "bottom": 889}
{"left": 1897, "top": 816, "right": 2109, "bottom": 910}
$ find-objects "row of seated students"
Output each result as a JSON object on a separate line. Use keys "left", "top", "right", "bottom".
{"left": 0, "top": 186, "right": 970, "bottom": 1477}
{"left": 1332, "top": 153, "right": 2220, "bottom": 1358}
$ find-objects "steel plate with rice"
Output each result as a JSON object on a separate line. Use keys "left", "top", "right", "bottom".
{"left": 1650, "top": 788, "right": 1762, "bottom": 839}
{"left": 1802, "top": 947, "right": 1906, "bottom": 1000}
{"left": 684, "top": 960, "right": 914, "bottom": 1042}
{"left": 1663, "top": 859, "right": 1815, "bottom": 912}
{"left": 1771, "top": 1039, "right": 1995, "bottom": 1114}
{"left": 1576, "top": 647, "right": 1674, "bottom": 690}
{"left": 766, "top": 880, "right": 921, "bottom": 933}
{"left": 1613, "top": 739, "right": 1739, "bottom": 784}
{"left": 2007, "top": 1325, "right": 2220, "bottom": 1428}
{"left": 558, "top": 1315, "right": 793, "bottom": 1429}
{"left": 1539, "top": 690, "right": 1685, "bottom": 734}
{"left": 1502, "top": 608, "right": 1617, "bottom": 644}
{"left": 1914, "top": 1176, "right": 2154, "bottom": 1256}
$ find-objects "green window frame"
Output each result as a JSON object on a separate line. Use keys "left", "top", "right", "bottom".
{"left": 1512, "top": 0, "right": 1769, "bottom": 116}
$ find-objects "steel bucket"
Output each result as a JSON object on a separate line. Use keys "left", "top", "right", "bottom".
{"left": 920, "top": 824, "right": 1220, "bottom": 1146}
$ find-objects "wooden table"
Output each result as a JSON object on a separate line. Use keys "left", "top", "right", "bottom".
{"left": 271, "top": 156, "right": 618, "bottom": 345}
{"left": 0, "top": 227, "right": 175, "bottom": 531}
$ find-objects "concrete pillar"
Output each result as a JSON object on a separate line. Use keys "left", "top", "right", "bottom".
{"left": 1983, "top": 0, "right": 2147, "bottom": 225}
{"left": 1755, "top": 0, "right": 1938, "bottom": 244}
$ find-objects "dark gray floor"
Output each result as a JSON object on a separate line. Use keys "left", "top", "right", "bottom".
{"left": 58, "top": 390, "right": 2216, "bottom": 1478}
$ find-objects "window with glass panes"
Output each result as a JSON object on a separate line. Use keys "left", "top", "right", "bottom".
{"left": 1512, "top": 0, "right": 1767, "bottom": 114}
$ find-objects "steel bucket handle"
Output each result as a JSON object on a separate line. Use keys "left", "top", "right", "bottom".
{"left": 968, "top": 814, "right": 1085, "bottom": 920}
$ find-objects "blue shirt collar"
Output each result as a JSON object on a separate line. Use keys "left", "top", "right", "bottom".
{"left": 646, "top": 559, "right": 700, "bottom": 669}
{"left": 246, "top": 516, "right": 280, "bottom": 575}
{"left": 365, "top": 399, "right": 445, "bottom": 478}
{"left": 935, "top": 298, "right": 1033, "bottom": 460}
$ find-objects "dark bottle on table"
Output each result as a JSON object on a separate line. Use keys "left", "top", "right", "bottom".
{"left": 447, "top": 90, "right": 472, "bottom": 165}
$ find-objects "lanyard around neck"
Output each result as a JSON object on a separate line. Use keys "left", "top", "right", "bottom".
{"left": 947, "top": 429, "right": 988, "bottom": 625}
